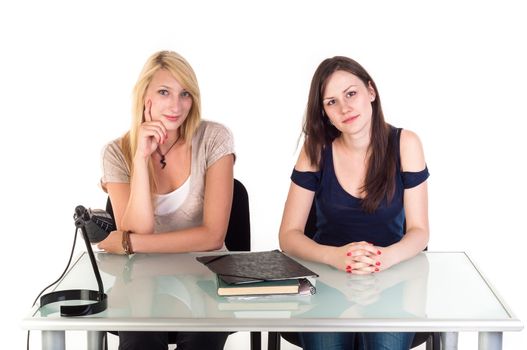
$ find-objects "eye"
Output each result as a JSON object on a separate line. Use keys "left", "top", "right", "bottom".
{"left": 326, "top": 99, "right": 335, "bottom": 106}
{"left": 158, "top": 89, "right": 169, "bottom": 96}
{"left": 346, "top": 91, "right": 356, "bottom": 98}
{"left": 180, "top": 91, "right": 191, "bottom": 98}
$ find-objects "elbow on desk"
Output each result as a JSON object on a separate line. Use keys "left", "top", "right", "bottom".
{"left": 206, "top": 227, "right": 228, "bottom": 251}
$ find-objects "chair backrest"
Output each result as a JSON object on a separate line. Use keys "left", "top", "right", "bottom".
{"left": 224, "top": 179, "right": 251, "bottom": 251}
{"left": 304, "top": 200, "right": 317, "bottom": 239}
{"left": 105, "top": 178, "right": 251, "bottom": 251}
{"left": 105, "top": 197, "right": 115, "bottom": 225}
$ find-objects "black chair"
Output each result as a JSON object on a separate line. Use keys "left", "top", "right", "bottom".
{"left": 267, "top": 202, "right": 440, "bottom": 350}
{"left": 104, "top": 179, "right": 261, "bottom": 350}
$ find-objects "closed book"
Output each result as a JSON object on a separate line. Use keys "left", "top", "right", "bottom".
{"left": 196, "top": 250, "right": 319, "bottom": 284}
{"left": 217, "top": 276, "right": 300, "bottom": 296}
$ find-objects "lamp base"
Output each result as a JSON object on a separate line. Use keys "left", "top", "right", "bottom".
{"left": 40, "top": 289, "right": 107, "bottom": 317}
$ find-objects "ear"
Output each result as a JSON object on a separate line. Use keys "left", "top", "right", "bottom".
{"left": 368, "top": 82, "right": 376, "bottom": 102}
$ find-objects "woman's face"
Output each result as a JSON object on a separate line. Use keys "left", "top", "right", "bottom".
{"left": 322, "top": 70, "right": 376, "bottom": 137}
{"left": 144, "top": 69, "right": 193, "bottom": 131}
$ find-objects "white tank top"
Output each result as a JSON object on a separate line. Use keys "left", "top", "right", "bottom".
{"left": 154, "top": 176, "right": 191, "bottom": 216}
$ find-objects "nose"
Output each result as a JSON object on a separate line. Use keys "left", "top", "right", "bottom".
{"left": 340, "top": 99, "right": 352, "bottom": 114}
{"left": 168, "top": 95, "right": 181, "bottom": 113}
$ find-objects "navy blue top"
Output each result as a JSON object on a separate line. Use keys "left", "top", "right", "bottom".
{"left": 291, "top": 127, "right": 429, "bottom": 248}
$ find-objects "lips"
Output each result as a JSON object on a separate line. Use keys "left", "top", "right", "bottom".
{"left": 343, "top": 115, "right": 359, "bottom": 124}
{"left": 164, "top": 115, "right": 181, "bottom": 122}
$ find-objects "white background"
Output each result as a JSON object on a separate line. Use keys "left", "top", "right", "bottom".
{"left": 1, "top": 1, "right": 525, "bottom": 349}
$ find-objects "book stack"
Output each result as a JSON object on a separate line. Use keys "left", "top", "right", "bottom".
{"left": 196, "top": 250, "right": 318, "bottom": 297}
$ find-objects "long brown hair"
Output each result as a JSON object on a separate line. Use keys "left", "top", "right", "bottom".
{"left": 303, "top": 56, "right": 397, "bottom": 213}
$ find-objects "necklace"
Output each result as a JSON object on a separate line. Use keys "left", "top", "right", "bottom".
{"left": 156, "top": 134, "right": 181, "bottom": 169}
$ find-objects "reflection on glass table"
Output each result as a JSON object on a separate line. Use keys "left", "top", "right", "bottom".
{"left": 24, "top": 251, "right": 522, "bottom": 350}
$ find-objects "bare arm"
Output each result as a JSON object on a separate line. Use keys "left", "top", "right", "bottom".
{"left": 99, "top": 154, "right": 234, "bottom": 253}
{"left": 280, "top": 181, "right": 377, "bottom": 272}
{"left": 279, "top": 182, "right": 338, "bottom": 263}
{"left": 106, "top": 154, "right": 155, "bottom": 234}
{"left": 112, "top": 100, "right": 167, "bottom": 233}
{"left": 279, "top": 146, "right": 346, "bottom": 268}
{"left": 381, "top": 129, "right": 429, "bottom": 268}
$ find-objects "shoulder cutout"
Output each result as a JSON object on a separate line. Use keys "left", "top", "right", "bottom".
{"left": 294, "top": 143, "right": 320, "bottom": 172}
{"left": 399, "top": 129, "right": 426, "bottom": 172}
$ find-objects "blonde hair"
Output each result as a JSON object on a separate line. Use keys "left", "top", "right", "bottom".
{"left": 121, "top": 51, "right": 201, "bottom": 192}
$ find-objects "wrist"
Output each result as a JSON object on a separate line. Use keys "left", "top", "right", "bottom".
{"left": 321, "top": 245, "right": 338, "bottom": 267}
{"left": 133, "top": 153, "right": 150, "bottom": 166}
{"left": 380, "top": 245, "right": 399, "bottom": 268}
{"left": 122, "top": 230, "right": 135, "bottom": 255}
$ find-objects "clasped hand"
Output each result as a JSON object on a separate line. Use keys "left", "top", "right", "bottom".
{"left": 331, "top": 241, "right": 387, "bottom": 274}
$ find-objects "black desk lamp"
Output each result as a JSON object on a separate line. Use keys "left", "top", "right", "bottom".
{"left": 39, "top": 206, "right": 113, "bottom": 316}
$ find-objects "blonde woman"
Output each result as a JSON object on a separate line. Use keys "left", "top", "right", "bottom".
{"left": 98, "top": 51, "right": 233, "bottom": 349}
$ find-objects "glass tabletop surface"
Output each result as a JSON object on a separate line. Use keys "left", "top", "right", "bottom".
{"left": 32, "top": 251, "right": 514, "bottom": 323}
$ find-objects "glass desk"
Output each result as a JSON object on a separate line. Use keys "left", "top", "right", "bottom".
{"left": 22, "top": 252, "right": 522, "bottom": 350}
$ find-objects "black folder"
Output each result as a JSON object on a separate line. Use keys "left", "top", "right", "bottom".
{"left": 196, "top": 250, "right": 319, "bottom": 284}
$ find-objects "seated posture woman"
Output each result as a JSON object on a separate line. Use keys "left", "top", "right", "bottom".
{"left": 279, "top": 56, "right": 429, "bottom": 350}
{"left": 98, "top": 50, "right": 234, "bottom": 350}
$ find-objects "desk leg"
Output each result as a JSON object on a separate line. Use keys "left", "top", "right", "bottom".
{"left": 478, "top": 332, "right": 502, "bottom": 350}
{"left": 42, "top": 330, "right": 65, "bottom": 350}
{"left": 88, "top": 331, "right": 107, "bottom": 350}
{"left": 441, "top": 332, "right": 458, "bottom": 349}
{"left": 250, "top": 331, "right": 262, "bottom": 350}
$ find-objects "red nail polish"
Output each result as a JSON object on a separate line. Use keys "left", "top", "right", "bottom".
{"left": 347, "top": 252, "right": 352, "bottom": 256}
{"left": 346, "top": 265, "right": 351, "bottom": 269}
{"left": 375, "top": 267, "right": 379, "bottom": 272}
{"left": 377, "top": 250, "right": 382, "bottom": 255}
{"left": 375, "top": 261, "right": 381, "bottom": 266}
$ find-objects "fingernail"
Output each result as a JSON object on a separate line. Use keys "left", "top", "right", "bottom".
{"left": 347, "top": 252, "right": 352, "bottom": 256}
{"left": 375, "top": 261, "right": 381, "bottom": 266}
{"left": 375, "top": 267, "right": 379, "bottom": 272}
{"left": 377, "top": 250, "right": 382, "bottom": 255}
{"left": 346, "top": 265, "right": 351, "bottom": 269}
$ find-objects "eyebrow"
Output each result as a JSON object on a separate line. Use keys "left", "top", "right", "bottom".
{"left": 156, "top": 84, "right": 187, "bottom": 93}
{"left": 322, "top": 84, "right": 358, "bottom": 101}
